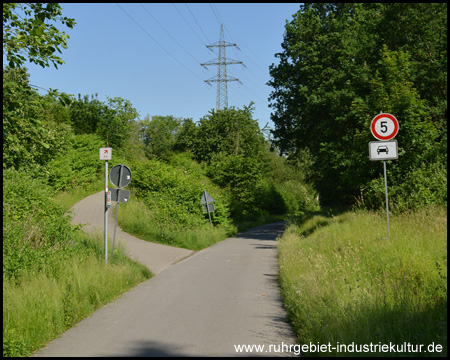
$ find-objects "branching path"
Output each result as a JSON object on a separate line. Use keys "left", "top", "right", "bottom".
{"left": 33, "top": 192, "right": 297, "bottom": 357}
{"left": 66, "top": 191, "right": 194, "bottom": 274}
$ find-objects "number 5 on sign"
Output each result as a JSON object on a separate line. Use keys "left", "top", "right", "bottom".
{"left": 371, "top": 113, "right": 399, "bottom": 141}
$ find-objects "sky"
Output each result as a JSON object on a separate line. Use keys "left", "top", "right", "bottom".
{"left": 17, "top": 3, "right": 302, "bottom": 131}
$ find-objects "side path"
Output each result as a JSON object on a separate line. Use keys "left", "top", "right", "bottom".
{"left": 33, "top": 193, "right": 297, "bottom": 356}
{"left": 67, "top": 191, "right": 194, "bottom": 274}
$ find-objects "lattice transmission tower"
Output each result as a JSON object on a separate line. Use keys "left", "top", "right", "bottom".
{"left": 201, "top": 24, "right": 245, "bottom": 110}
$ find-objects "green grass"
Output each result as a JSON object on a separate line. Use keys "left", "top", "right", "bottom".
{"left": 117, "top": 195, "right": 288, "bottom": 250}
{"left": 278, "top": 207, "right": 447, "bottom": 357}
{"left": 3, "top": 233, "right": 152, "bottom": 357}
{"left": 116, "top": 196, "right": 237, "bottom": 250}
{"left": 52, "top": 179, "right": 104, "bottom": 212}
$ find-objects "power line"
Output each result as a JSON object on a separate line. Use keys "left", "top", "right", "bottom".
{"left": 116, "top": 3, "right": 204, "bottom": 82}
{"left": 140, "top": 4, "right": 203, "bottom": 65}
{"left": 171, "top": 3, "right": 207, "bottom": 50}
{"left": 209, "top": 3, "right": 222, "bottom": 26}
{"left": 223, "top": 23, "right": 268, "bottom": 75}
{"left": 207, "top": 4, "right": 270, "bottom": 85}
{"left": 185, "top": 3, "right": 211, "bottom": 44}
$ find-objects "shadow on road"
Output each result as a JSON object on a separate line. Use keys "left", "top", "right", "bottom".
{"left": 234, "top": 222, "right": 286, "bottom": 241}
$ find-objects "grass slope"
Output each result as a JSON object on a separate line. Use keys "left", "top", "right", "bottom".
{"left": 278, "top": 207, "right": 447, "bottom": 357}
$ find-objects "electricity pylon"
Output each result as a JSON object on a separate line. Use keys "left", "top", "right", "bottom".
{"left": 201, "top": 24, "right": 245, "bottom": 110}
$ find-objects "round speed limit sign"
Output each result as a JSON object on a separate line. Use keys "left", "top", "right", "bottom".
{"left": 371, "top": 113, "right": 399, "bottom": 141}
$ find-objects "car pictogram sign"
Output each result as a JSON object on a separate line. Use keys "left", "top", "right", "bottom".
{"left": 369, "top": 140, "right": 398, "bottom": 161}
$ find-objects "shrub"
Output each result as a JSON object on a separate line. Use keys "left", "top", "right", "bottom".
{"left": 3, "top": 168, "right": 84, "bottom": 280}
{"left": 46, "top": 133, "right": 104, "bottom": 191}
{"left": 362, "top": 160, "right": 447, "bottom": 212}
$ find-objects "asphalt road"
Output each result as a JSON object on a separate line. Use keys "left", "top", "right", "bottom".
{"left": 66, "top": 191, "right": 194, "bottom": 274}
{"left": 33, "top": 192, "right": 297, "bottom": 357}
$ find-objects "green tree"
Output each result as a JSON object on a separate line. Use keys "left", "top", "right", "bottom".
{"left": 138, "top": 115, "right": 183, "bottom": 160}
{"left": 268, "top": 3, "right": 447, "bottom": 207}
{"left": 69, "top": 94, "right": 106, "bottom": 135}
{"left": 69, "top": 94, "right": 138, "bottom": 149}
{"left": 173, "top": 118, "right": 198, "bottom": 153}
{"left": 194, "top": 103, "right": 265, "bottom": 162}
{"left": 3, "top": 3, "right": 76, "bottom": 69}
{"left": 98, "top": 97, "right": 139, "bottom": 149}
{"left": 3, "top": 66, "right": 71, "bottom": 170}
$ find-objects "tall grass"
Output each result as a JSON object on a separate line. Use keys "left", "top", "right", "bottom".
{"left": 278, "top": 207, "right": 447, "bottom": 357}
{"left": 52, "top": 179, "right": 104, "bottom": 212}
{"left": 117, "top": 197, "right": 237, "bottom": 250}
{"left": 3, "top": 234, "right": 152, "bottom": 357}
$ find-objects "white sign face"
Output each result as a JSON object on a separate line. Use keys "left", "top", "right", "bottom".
{"left": 369, "top": 140, "right": 398, "bottom": 161}
{"left": 100, "top": 147, "right": 112, "bottom": 160}
{"left": 371, "top": 113, "right": 399, "bottom": 140}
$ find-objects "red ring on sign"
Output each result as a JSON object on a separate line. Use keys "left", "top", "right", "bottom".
{"left": 371, "top": 113, "right": 399, "bottom": 140}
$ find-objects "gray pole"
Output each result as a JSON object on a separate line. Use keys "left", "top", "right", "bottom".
{"left": 207, "top": 204, "right": 212, "bottom": 226}
{"left": 383, "top": 161, "right": 390, "bottom": 238}
{"left": 112, "top": 165, "right": 123, "bottom": 258}
{"left": 105, "top": 160, "right": 108, "bottom": 266}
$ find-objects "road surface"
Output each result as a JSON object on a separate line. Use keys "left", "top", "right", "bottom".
{"left": 33, "top": 192, "right": 297, "bottom": 356}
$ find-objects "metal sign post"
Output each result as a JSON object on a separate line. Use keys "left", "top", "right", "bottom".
{"left": 105, "top": 159, "right": 109, "bottom": 265}
{"left": 369, "top": 113, "right": 399, "bottom": 239}
{"left": 109, "top": 164, "right": 132, "bottom": 258}
{"left": 100, "top": 147, "right": 112, "bottom": 266}
{"left": 383, "top": 161, "right": 390, "bottom": 238}
{"left": 200, "top": 190, "right": 215, "bottom": 226}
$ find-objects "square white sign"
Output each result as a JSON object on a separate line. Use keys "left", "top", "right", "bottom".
{"left": 369, "top": 141, "right": 398, "bottom": 161}
{"left": 100, "top": 147, "right": 112, "bottom": 160}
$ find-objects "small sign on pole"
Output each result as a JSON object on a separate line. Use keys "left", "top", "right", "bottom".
{"left": 200, "top": 190, "right": 215, "bottom": 225}
{"left": 369, "top": 140, "right": 398, "bottom": 161}
{"left": 370, "top": 113, "right": 399, "bottom": 141}
{"left": 109, "top": 164, "right": 132, "bottom": 258}
{"left": 369, "top": 113, "right": 400, "bottom": 239}
{"left": 100, "top": 147, "right": 112, "bottom": 161}
{"left": 100, "top": 147, "right": 112, "bottom": 266}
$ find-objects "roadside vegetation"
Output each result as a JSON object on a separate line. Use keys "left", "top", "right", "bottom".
{"left": 271, "top": 4, "right": 447, "bottom": 357}
{"left": 3, "top": 4, "right": 315, "bottom": 356}
{"left": 278, "top": 208, "right": 447, "bottom": 356}
{"left": 3, "top": 3, "right": 446, "bottom": 358}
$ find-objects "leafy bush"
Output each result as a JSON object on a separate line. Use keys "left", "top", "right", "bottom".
{"left": 3, "top": 168, "right": 84, "bottom": 280}
{"left": 46, "top": 133, "right": 104, "bottom": 191}
{"left": 362, "top": 160, "right": 447, "bottom": 212}
{"left": 131, "top": 158, "right": 231, "bottom": 229}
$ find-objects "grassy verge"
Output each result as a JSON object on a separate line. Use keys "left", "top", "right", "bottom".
{"left": 117, "top": 196, "right": 287, "bottom": 250}
{"left": 52, "top": 179, "right": 104, "bottom": 212}
{"left": 278, "top": 207, "right": 447, "bottom": 357}
{"left": 116, "top": 197, "right": 236, "bottom": 250}
{"left": 3, "top": 232, "right": 152, "bottom": 357}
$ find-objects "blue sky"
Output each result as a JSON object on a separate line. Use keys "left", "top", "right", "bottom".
{"left": 20, "top": 3, "right": 302, "bottom": 130}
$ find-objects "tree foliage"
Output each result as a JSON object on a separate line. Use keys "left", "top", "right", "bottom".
{"left": 138, "top": 115, "right": 184, "bottom": 160}
{"left": 3, "top": 3, "right": 76, "bottom": 69}
{"left": 268, "top": 3, "right": 447, "bottom": 208}
{"left": 3, "top": 66, "right": 72, "bottom": 169}
{"left": 192, "top": 103, "right": 266, "bottom": 162}
{"left": 68, "top": 94, "right": 139, "bottom": 149}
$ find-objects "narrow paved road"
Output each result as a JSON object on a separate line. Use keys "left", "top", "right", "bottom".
{"left": 33, "top": 193, "right": 297, "bottom": 356}
{"left": 67, "top": 191, "right": 194, "bottom": 274}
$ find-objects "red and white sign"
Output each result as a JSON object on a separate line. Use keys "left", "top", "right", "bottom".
{"left": 100, "top": 147, "right": 112, "bottom": 160}
{"left": 371, "top": 113, "right": 399, "bottom": 141}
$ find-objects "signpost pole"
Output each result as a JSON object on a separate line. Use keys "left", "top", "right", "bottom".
{"left": 369, "top": 113, "right": 398, "bottom": 239}
{"left": 383, "top": 161, "right": 390, "bottom": 238}
{"left": 207, "top": 204, "right": 212, "bottom": 226}
{"left": 112, "top": 165, "right": 123, "bottom": 258}
{"left": 104, "top": 159, "right": 108, "bottom": 266}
